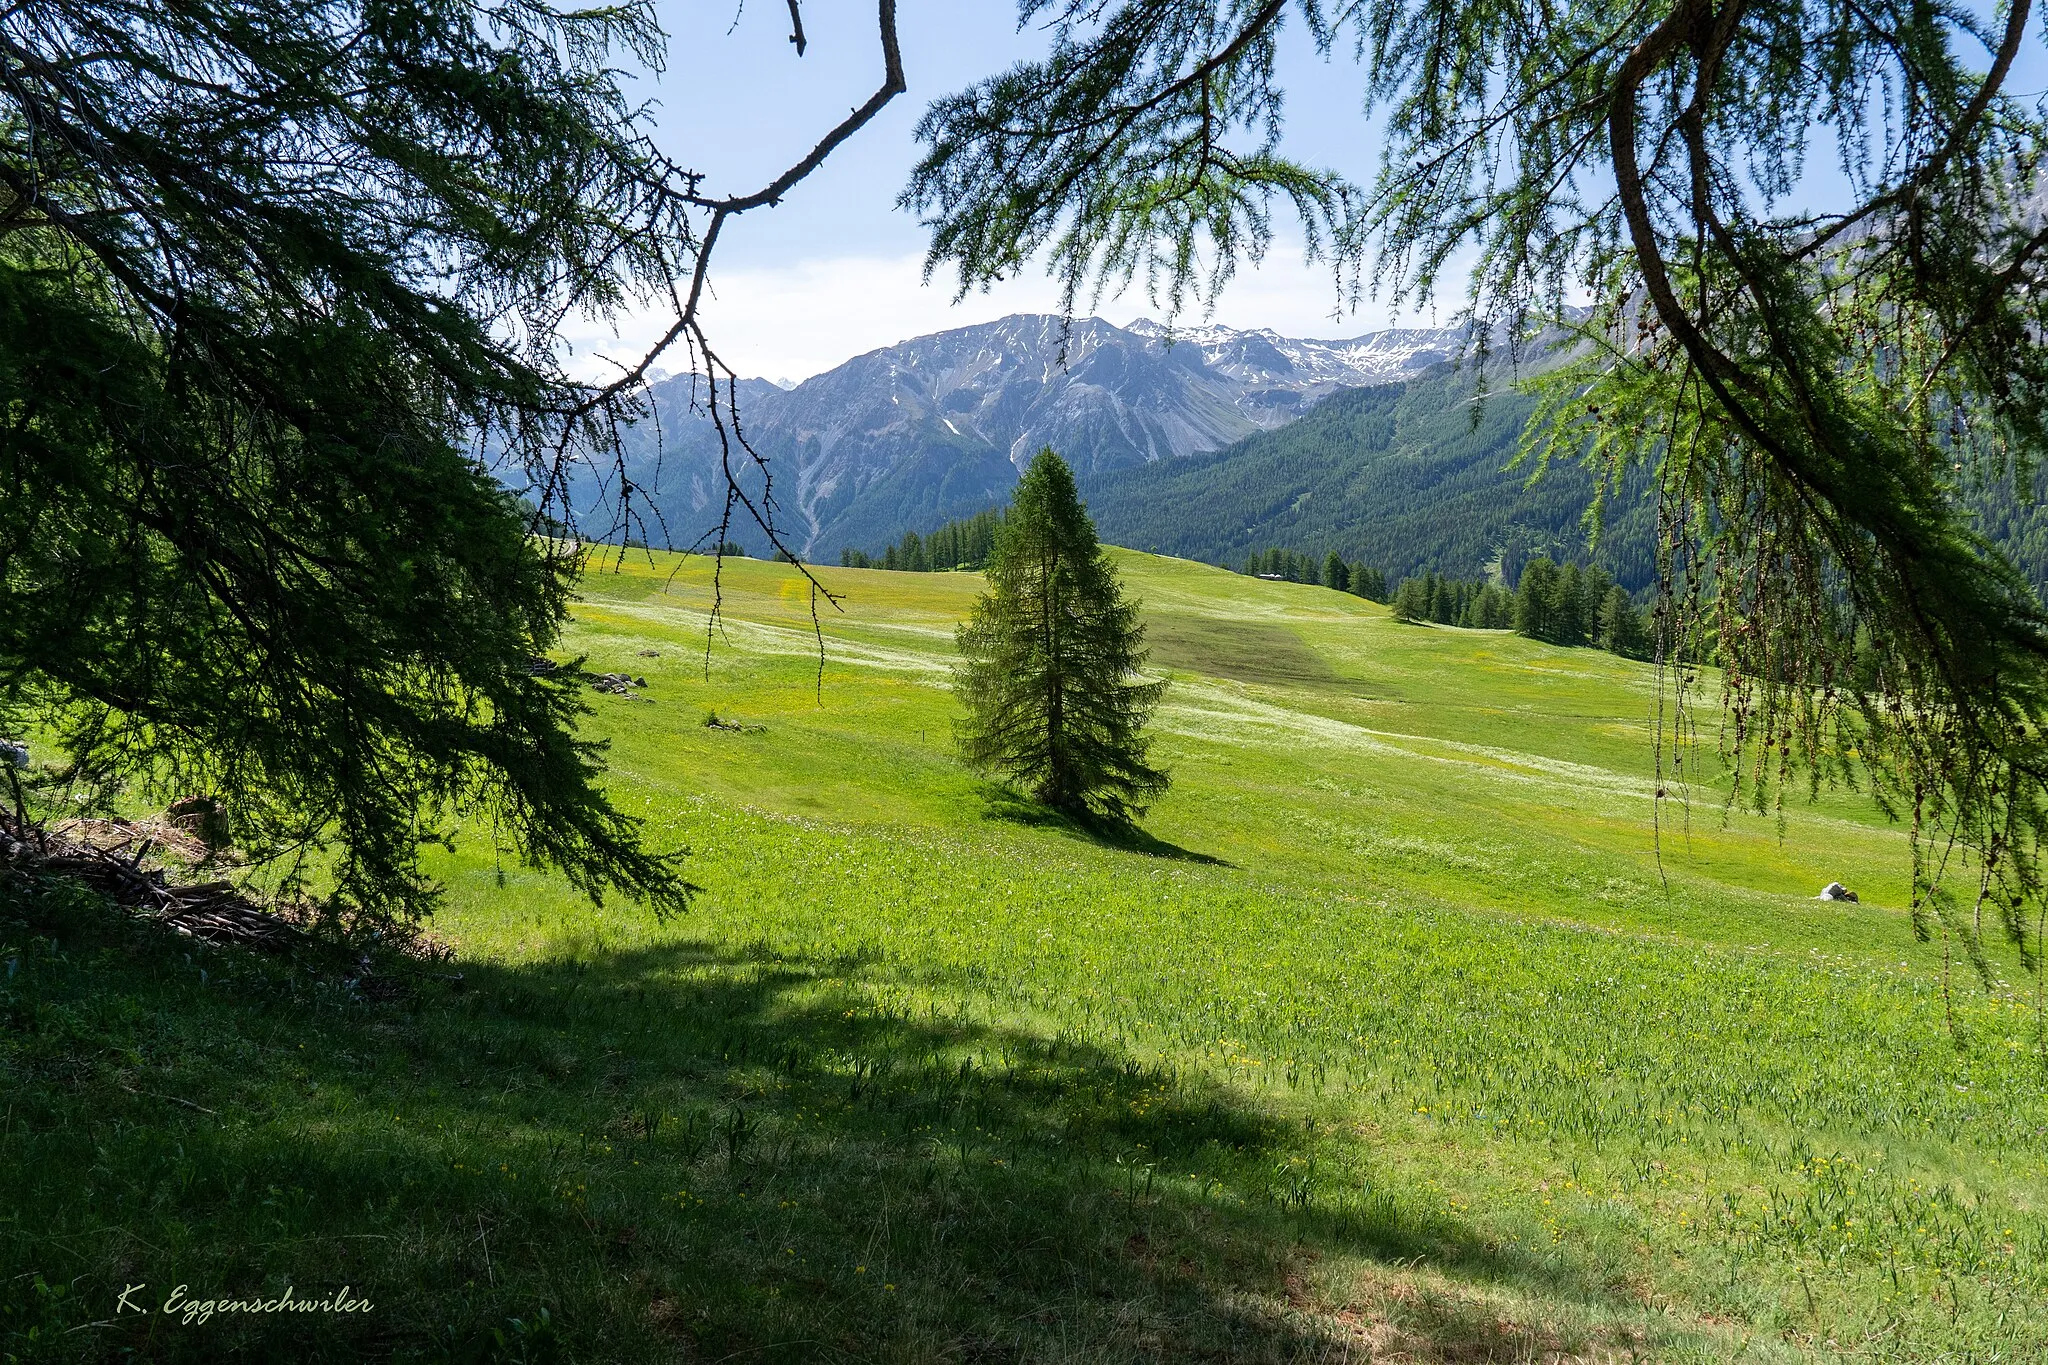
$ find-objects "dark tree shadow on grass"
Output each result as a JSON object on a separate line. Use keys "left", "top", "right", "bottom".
{"left": 977, "top": 783, "right": 1233, "bottom": 866}
{"left": 3, "top": 881, "right": 1685, "bottom": 1363}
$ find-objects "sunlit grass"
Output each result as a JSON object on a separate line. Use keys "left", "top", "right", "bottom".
{"left": 4, "top": 548, "right": 2044, "bottom": 1362}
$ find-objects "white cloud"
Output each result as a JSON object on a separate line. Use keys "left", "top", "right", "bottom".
{"left": 559, "top": 245, "right": 1453, "bottom": 385}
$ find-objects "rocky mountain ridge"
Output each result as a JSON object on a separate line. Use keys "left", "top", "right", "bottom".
{"left": 591, "top": 312, "right": 1471, "bottom": 557}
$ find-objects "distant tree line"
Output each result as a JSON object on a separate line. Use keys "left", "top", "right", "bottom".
{"left": 1240, "top": 542, "right": 1651, "bottom": 661}
{"left": 1388, "top": 573, "right": 1514, "bottom": 630}
{"left": 1387, "top": 559, "right": 1650, "bottom": 659}
{"left": 841, "top": 508, "right": 1007, "bottom": 572}
{"left": 1508, "top": 560, "right": 1650, "bottom": 658}
{"left": 1239, "top": 547, "right": 1389, "bottom": 602}
{"left": 856, "top": 515, "right": 1651, "bottom": 662}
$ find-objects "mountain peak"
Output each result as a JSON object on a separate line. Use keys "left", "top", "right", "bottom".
{"left": 593, "top": 312, "right": 1477, "bottom": 561}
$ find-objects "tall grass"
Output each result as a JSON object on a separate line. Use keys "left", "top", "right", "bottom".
{"left": 4, "top": 550, "right": 2043, "bottom": 1362}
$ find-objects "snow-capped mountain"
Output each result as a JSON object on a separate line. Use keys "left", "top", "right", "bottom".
{"left": 591, "top": 313, "right": 1471, "bottom": 559}
{"left": 1119, "top": 318, "right": 1474, "bottom": 390}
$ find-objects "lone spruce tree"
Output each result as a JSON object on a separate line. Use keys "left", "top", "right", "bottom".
{"left": 955, "top": 451, "right": 1168, "bottom": 825}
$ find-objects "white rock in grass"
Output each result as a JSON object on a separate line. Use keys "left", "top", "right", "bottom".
{"left": 1817, "top": 882, "right": 1859, "bottom": 903}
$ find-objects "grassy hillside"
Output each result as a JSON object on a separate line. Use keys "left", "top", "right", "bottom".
{"left": 5, "top": 552, "right": 2045, "bottom": 1362}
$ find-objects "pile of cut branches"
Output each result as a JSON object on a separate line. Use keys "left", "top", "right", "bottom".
{"left": 0, "top": 813, "right": 304, "bottom": 950}
{"left": 2, "top": 811, "right": 462, "bottom": 1002}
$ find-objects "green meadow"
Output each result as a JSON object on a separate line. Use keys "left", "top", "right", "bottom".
{"left": 5, "top": 550, "right": 2046, "bottom": 1362}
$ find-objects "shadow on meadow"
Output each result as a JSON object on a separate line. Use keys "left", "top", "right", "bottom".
{"left": 3, "top": 881, "right": 1670, "bottom": 1363}
{"left": 976, "top": 784, "right": 1233, "bottom": 867}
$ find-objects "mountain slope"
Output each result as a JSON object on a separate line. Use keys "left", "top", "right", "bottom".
{"left": 582, "top": 314, "right": 1469, "bottom": 556}
{"left": 589, "top": 318, "right": 2048, "bottom": 603}
{"left": 1078, "top": 369, "right": 1657, "bottom": 590}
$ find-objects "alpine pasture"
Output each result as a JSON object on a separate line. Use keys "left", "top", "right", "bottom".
{"left": 5, "top": 551, "right": 2044, "bottom": 1363}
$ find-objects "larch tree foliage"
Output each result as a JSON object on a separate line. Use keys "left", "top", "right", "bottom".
{"left": 955, "top": 449, "right": 1169, "bottom": 824}
{"left": 906, "top": 0, "right": 2048, "bottom": 1000}
{"left": 0, "top": 0, "right": 905, "bottom": 917}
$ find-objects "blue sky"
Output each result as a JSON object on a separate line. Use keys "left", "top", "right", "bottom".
{"left": 567, "top": 1, "right": 2048, "bottom": 383}
{"left": 568, "top": 1, "right": 1416, "bottom": 381}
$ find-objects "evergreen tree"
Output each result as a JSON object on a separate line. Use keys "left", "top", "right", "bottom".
{"left": 1483, "top": 584, "right": 1515, "bottom": 629}
{"left": 896, "top": 531, "right": 929, "bottom": 573}
{"left": 963, "top": 507, "right": 1007, "bottom": 568}
{"left": 1575, "top": 567, "right": 1612, "bottom": 645}
{"left": 955, "top": 450, "right": 1168, "bottom": 824}
{"left": 1390, "top": 577, "right": 1431, "bottom": 623}
{"left": 1551, "top": 563, "right": 1586, "bottom": 646}
{"left": 1463, "top": 583, "right": 1509, "bottom": 630}
{"left": 1515, "top": 559, "right": 1559, "bottom": 641}
{"left": 1352, "top": 565, "right": 1387, "bottom": 603}
{"left": 1598, "top": 587, "right": 1651, "bottom": 660}
{"left": 1322, "top": 552, "right": 1349, "bottom": 592}
{"left": 930, "top": 521, "right": 959, "bottom": 569}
